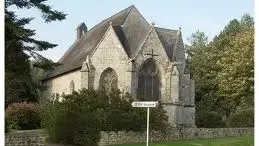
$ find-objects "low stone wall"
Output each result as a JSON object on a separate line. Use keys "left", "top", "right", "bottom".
{"left": 5, "top": 129, "right": 47, "bottom": 146}
{"left": 5, "top": 128, "right": 253, "bottom": 146}
{"left": 99, "top": 128, "right": 254, "bottom": 145}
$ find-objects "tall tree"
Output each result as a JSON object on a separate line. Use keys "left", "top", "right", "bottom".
{"left": 187, "top": 14, "right": 254, "bottom": 120}
{"left": 5, "top": 0, "right": 66, "bottom": 105}
{"left": 186, "top": 31, "right": 218, "bottom": 112}
{"left": 215, "top": 14, "right": 254, "bottom": 113}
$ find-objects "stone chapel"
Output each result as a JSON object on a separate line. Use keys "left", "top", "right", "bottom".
{"left": 42, "top": 5, "right": 195, "bottom": 127}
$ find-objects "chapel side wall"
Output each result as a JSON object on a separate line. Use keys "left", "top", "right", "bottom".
{"left": 42, "top": 70, "right": 81, "bottom": 99}
{"left": 91, "top": 26, "right": 131, "bottom": 93}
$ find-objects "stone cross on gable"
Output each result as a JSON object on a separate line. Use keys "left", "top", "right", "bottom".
{"left": 146, "top": 49, "right": 158, "bottom": 59}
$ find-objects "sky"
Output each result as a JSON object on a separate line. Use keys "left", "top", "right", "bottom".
{"left": 9, "top": 0, "right": 254, "bottom": 62}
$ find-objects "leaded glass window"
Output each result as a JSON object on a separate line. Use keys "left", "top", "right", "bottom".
{"left": 137, "top": 58, "right": 160, "bottom": 101}
{"left": 99, "top": 68, "right": 118, "bottom": 93}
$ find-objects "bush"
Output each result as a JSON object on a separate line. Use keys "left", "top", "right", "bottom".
{"left": 41, "top": 89, "right": 103, "bottom": 146}
{"left": 104, "top": 90, "right": 146, "bottom": 132}
{"left": 150, "top": 103, "right": 169, "bottom": 132}
{"left": 41, "top": 89, "right": 169, "bottom": 146}
{"left": 5, "top": 102, "right": 41, "bottom": 130}
{"left": 104, "top": 90, "right": 169, "bottom": 132}
{"left": 196, "top": 111, "right": 226, "bottom": 128}
{"left": 227, "top": 108, "right": 254, "bottom": 127}
{"left": 5, "top": 118, "right": 9, "bottom": 133}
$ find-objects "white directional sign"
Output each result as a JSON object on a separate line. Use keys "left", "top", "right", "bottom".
{"left": 131, "top": 101, "right": 159, "bottom": 146}
{"left": 131, "top": 101, "right": 158, "bottom": 108}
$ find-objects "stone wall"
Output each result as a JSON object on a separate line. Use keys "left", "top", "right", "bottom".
{"left": 5, "top": 128, "right": 253, "bottom": 146}
{"left": 99, "top": 128, "right": 254, "bottom": 145}
{"left": 42, "top": 69, "right": 82, "bottom": 99}
{"left": 5, "top": 130, "right": 47, "bottom": 146}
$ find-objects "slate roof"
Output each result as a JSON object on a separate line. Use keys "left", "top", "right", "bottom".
{"left": 155, "top": 27, "right": 179, "bottom": 61}
{"left": 43, "top": 5, "right": 180, "bottom": 80}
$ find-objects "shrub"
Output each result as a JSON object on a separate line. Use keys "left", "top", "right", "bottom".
{"left": 227, "top": 108, "right": 254, "bottom": 127}
{"left": 196, "top": 111, "right": 226, "bottom": 128}
{"left": 5, "top": 118, "right": 9, "bottom": 133}
{"left": 104, "top": 90, "right": 146, "bottom": 132}
{"left": 104, "top": 90, "right": 169, "bottom": 132}
{"left": 5, "top": 102, "right": 41, "bottom": 130}
{"left": 41, "top": 89, "right": 103, "bottom": 146}
{"left": 41, "top": 89, "right": 169, "bottom": 146}
{"left": 150, "top": 103, "right": 169, "bottom": 132}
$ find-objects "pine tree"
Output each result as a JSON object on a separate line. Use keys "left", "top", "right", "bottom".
{"left": 5, "top": 0, "right": 66, "bottom": 105}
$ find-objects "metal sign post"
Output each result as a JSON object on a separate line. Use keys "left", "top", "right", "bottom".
{"left": 132, "top": 101, "right": 158, "bottom": 146}
{"left": 146, "top": 107, "right": 149, "bottom": 146}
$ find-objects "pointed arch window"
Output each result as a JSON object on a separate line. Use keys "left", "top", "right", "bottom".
{"left": 99, "top": 68, "right": 118, "bottom": 93}
{"left": 137, "top": 58, "right": 160, "bottom": 101}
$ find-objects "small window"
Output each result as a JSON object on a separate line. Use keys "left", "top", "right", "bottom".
{"left": 99, "top": 68, "right": 118, "bottom": 93}
{"left": 69, "top": 80, "right": 75, "bottom": 94}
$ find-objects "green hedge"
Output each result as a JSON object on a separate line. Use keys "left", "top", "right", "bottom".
{"left": 5, "top": 102, "right": 41, "bottom": 130}
{"left": 41, "top": 89, "right": 169, "bottom": 146}
{"left": 196, "top": 111, "right": 226, "bottom": 128}
{"left": 5, "top": 118, "right": 9, "bottom": 133}
{"left": 227, "top": 108, "right": 254, "bottom": 127}
{"left": 41, "top": 91, "right": 102, "bottom": 146}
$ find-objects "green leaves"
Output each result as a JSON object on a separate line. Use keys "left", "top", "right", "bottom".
{"left": 188, "top": 14, "right": 254, "bottom": 122}
{"left": 216, "top": 24, "right": 254, "bottom": 111}
{"left": 5, "top": 0, "right": 66, "bottom": 105}
{"left": 5, "top": 0, "right": 67, "bottom": 22}
{"left": 227, "top": 108, "right": 254, "bottom": 127}
{"left": 35, "top": 3, "right": 67, "bottom": 23}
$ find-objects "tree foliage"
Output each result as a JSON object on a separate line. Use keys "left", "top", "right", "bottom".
{"left": 6, "top": 102, "right": 41, "bottom": 130}
{"left": 227, "top": 108, "right": 254, "bottom": 127}
{"left": 187, "top": 14, "right": 254, "bottom": 123}
{"left": 5, "top": 0, "right": 66, "bottom": 105}
{"left": 196, "top": 111, "right": 226, "bottom": 128}
{"left": 41, "top": 89, "right": 169, "bottom": 145}
{"left": 215, "top": 15, "right": 254, "bottom": 112}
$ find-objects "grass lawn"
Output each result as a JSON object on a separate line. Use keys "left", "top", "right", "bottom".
{"left": 113, "top": 136, "right": 254, "bottom": 146}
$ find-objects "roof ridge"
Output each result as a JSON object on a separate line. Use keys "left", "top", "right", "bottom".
{"left": 57, "top": 39, "right": 80, "bottom": 63}
{"left": 128, "top": 5, "right": 150, "bottom": 25}
{"left": 57, "top": 6, "right": 133, "bottom": 64}
{"left": 172, "top": 29, "right": 182, "bottom": 60}
{"left": 46, "top": 5, "right": 179, "bottom": 80}
{"left": 155, "top": 26, "right": 180, "bottom": 61}
{"left": 86, "top": 5, "right": 133, "bottom": 33}
{"left": 130, "top": 25, "right": 153, "bottom": 60}
{"left": 77, "top": 5, "right": 133, "bottom": 51}
{"left": 89, "top": 25, "right": 113, "bottom": 58}
{"left": 122, "top": 5, "right": 134, "bottom": 25}
{"left": 155, "top": 26, "right": 178, "bottom": 32}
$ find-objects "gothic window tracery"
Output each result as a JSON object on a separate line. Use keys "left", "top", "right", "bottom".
{"left": 99, "top": 68, "right": 118, "bottom": 93}
{"left": 137, "top": 58, "right": 160, "bottom": 101}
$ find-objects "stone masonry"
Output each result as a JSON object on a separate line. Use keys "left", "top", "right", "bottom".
{"left": 5, "top": 128, "right": 254, "bottom": 146}
{"left": 99, "top": 128, "right": 254, "bottom": 145}
{"left": 5, "top": 130, "right": 46, "bottom": 146}
{"left": 42, "top": 5, "right": 196, "bottom": 127}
